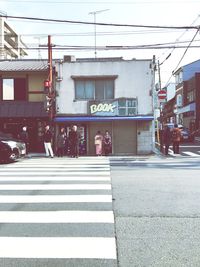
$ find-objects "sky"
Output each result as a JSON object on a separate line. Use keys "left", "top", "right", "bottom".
{"left": 1, "top": 0, "right": 200, "bottom": 87}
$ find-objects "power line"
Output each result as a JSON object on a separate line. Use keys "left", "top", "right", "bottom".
{"left": 3, "top": 44, "right": 200, "bottom": 51}
{"left": 2, "top": 0, "right": 200, "bottom": 4}
{"left": 165, "top": 28, "right": 200, "bottom": 87}
{"left": 1, "top": 14, "right": 199, "bottom": 30}
{"left": 172, "top": 28, "right": 200, "bottom": 73}
{"left": 158, "top": 14, "right": 200, "bottom": 66}
{"left": 0, "top": 29, "right": 184, "bottom": 38}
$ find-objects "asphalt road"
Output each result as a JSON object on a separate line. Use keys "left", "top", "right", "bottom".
{"left": 0, "top": 157, "right": 117, "bottom": 267}
{"left": 111, "top": 156, "right": 200, "bottom": 266}
{"left": 1, "top": 155, "right": 200, "bottom": 266}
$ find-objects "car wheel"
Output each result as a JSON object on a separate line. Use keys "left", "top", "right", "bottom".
{"left": 9, "top": 149, "right": 19, "bottom": 162}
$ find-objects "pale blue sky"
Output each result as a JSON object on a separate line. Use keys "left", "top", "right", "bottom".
{"left": 1, "top": 0, "right": 200, "bottom": 86}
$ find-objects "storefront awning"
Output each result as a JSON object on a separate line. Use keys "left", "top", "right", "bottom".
{"left": 54, "top": 116, "right": 154, "bottom": 122}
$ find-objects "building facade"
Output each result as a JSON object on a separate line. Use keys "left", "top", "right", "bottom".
{"left": 183, "top": 73, "right": 200, "bottom": 131}
{"left": 0, "top": 17, "right": 27, "bottom": 59}
{"left": 54, "top": 57, "right": 155, "bottom": 155}
{"left": 174, "top": 59, "right": 200, "bottom": 131}
{"left": 0, "top": 59, "right": 49, "bottom": 152}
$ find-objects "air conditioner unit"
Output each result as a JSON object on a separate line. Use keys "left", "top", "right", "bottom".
{"left": 63, "top": 55, "right": 76, "bottom": 62}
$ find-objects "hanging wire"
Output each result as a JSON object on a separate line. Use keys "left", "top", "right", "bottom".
{"left": 164, "top": 27, "right": 200, "bottom": 87}
{"left": 159, "top": 14, "right": 200, "bottom": 66}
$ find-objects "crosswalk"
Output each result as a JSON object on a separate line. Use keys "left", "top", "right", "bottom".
{"left": 168, "top": 149, "right": 200, "bottom": 157}
{"left": 0, "top": 157, "right": 117, "bottom": 267}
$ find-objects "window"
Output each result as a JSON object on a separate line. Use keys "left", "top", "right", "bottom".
{"left": 75, "top": 79, "right": 114, "bottom": 100}
{"left": 118, "top": 98, "right": 137, "bottom": 116}
{"left": 187, "top": 90, "right": 195, "bottom": 103}
{"left": 176, "top": 94, "right": 182, "bottom": 107}
{"left": 3, "top": 79, "right": 14, "bottom": 100}
{"left": 2, "top": 78, "right": 26, "bottom": 101}
{"left": 175, "top": 71, "right": 183, "bottom": 85}
{"left": 75, "top": 80, "right": 94, "bottom": 99}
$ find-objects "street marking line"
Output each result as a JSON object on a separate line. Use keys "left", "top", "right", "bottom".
{"left": 0, "top": 184, "right": 111, "bottom": 190}
{"left": 2, "top": 168, "right": 110, "bottom": 171}
{"left": 6, "top": 164, "right": 110, "bottom": 168}
{"left": 0, "top": 211, "right": 114, "bottom": 223}
{"left": 18, "top": 161, "right": 110, "bottom": 164}
{"left": 0, "top": 176, "right": 110, "bottom": 181}
{"left": 182, "top": 151, "right": 200, "bottom": 157}
{"left": 0, "top": 172, "right": 110, "bottom": 176}
{"left": 0, "top": 195, "right": 112, "bottom": 203}
{"left": 0, "top": 237, "right": 116, "bottom": 259}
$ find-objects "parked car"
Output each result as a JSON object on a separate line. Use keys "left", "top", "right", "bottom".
{"left": 163, "top": 124, "right": 193, "bottom": 142}
{"left": 191, "top": 129, "right": 200, "bottom": 141}
{"left": 0, "top": 132, "right": 26, "bottom": 163}
{"left": 179, "top": 127, "right": 194, "bottom": 142}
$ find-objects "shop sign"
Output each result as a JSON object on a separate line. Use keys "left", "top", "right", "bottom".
{"left": 88, "top": 100, "right": 118, "bottom": 116}
{"left": 88, "top": 98, "right": 137, "bottom": 116}
{"left": 90, "top": 103, "right": 116, "bottom": 114}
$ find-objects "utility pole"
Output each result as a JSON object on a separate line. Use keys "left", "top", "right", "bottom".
{"left": 158, "top": 60, "right": 162, "bottom": 92}
{"left": 48, "top": 35, "right": 54, "bottom": 121}
{"left": 48, "top": 35, "right": 53, "bottom": 94}
{"left": 43, "top": 35, "right": 55, "bottom": 122}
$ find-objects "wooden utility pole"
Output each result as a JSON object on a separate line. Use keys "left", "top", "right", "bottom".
{"left": 47, "top": 35, "right": 54, "bottom": 121}
{"left": 48, "top": 35, "right": 53, "bottom": 93}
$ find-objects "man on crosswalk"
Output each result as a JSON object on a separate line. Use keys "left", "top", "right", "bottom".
{"left": 43, "top": 125, "right": 54, "bottom": 158}
{"left": 172, "top": 124, "right": 182, "bottom": 154}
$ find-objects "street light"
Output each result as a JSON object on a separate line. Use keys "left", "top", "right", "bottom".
{"left": 89, "top": 9, "right": 109, "bottom": 58}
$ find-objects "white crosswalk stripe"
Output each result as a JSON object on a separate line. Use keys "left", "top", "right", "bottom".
{"left": 182, "top": 151, "right": 200, "bottom": 157}
{"left": 0, "top": 157, "right": 117, "bottom": 265}
{"left": 167, "top": 150, "right": 200, "bottom": 157}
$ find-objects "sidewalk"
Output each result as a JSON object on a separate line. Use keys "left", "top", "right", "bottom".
{"left": 27, "top": 152, "right": 161, "bottom": 160}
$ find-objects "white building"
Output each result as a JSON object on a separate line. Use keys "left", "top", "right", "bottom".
{"left": 54, "top": 56, "right": 155, "bottom": 155}
{"left": 0, "top": 17, "right": 27, "bottom": 59}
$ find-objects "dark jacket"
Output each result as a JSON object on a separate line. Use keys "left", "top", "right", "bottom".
{"left": 44, "top": 130, "right": 53, "bottom": 143}
{"left": 57, "top": 133, "right": 66, "bottom": 148}
{"left": 69, "top": 130, "right": 79, "bottom": 145}
{"left": 172, "top": 127, "right": 181, "bottom": 142}
{"left": 163, "top": 127, "right": 171, "bottom": 145}
{"left": 19, "top": 131, "right": 29, "bottom": 144}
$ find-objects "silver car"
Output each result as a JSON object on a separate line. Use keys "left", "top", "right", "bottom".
{"left": 0, "top": 133, "right": 26, "bottom": 162}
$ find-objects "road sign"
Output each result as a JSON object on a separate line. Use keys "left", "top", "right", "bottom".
{"left": 157, "top": 90, "right": 167, "bottom": 100}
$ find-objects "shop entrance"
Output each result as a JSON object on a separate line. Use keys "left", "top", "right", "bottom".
{"left": 88, "top": 122, "right": 112, "bottom": 155}
{"left": 113, "top": 121, "right": 137, "bottom": 154}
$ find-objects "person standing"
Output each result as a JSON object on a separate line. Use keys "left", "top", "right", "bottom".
{"left": 18, "top": 126, "right": 29, "bottom": 155}
{"left": 69, "top": 125, "right": 79, "bottom": 158}
{"left": 103, "top": 130, "right": 112, "bottom": 156}
{"left": 172, "top": 124, "right": 182, "bottom": 154}
{"left": 94, "top": 130, "right": 103, "bottom": 156}
{"left": 43, "top": 125, "right": 54, "bottom": 158}
{"left": 56, "top": 127, "right": 66, "bottom": 157}
{"left": 162, "top": 125, "right": 171, "bottom": 155}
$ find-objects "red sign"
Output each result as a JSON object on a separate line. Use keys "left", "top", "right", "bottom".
{"left": 158, "top": 90, "right": 167, "bottom": 99}
{"left": 44, "top": 80, "right": 51, "bottom": 88}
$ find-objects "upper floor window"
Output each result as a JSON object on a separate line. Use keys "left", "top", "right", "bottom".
{"left": 175, "top": 71, "right": 183, "bottom": 85}
{"left": 74, "top": 77, "right": 115, "bottom": 100}
{"left": 176, "top": 94, "right": 182, "bottom": 107}
{"left": 118, "top": 98, "right": 137, "bottom": 116}
{"left": 1, "top": 78, "right": 26, "bottom": 101}
{"left": 187, "top": 90, "right": 195, "bottom": 103}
